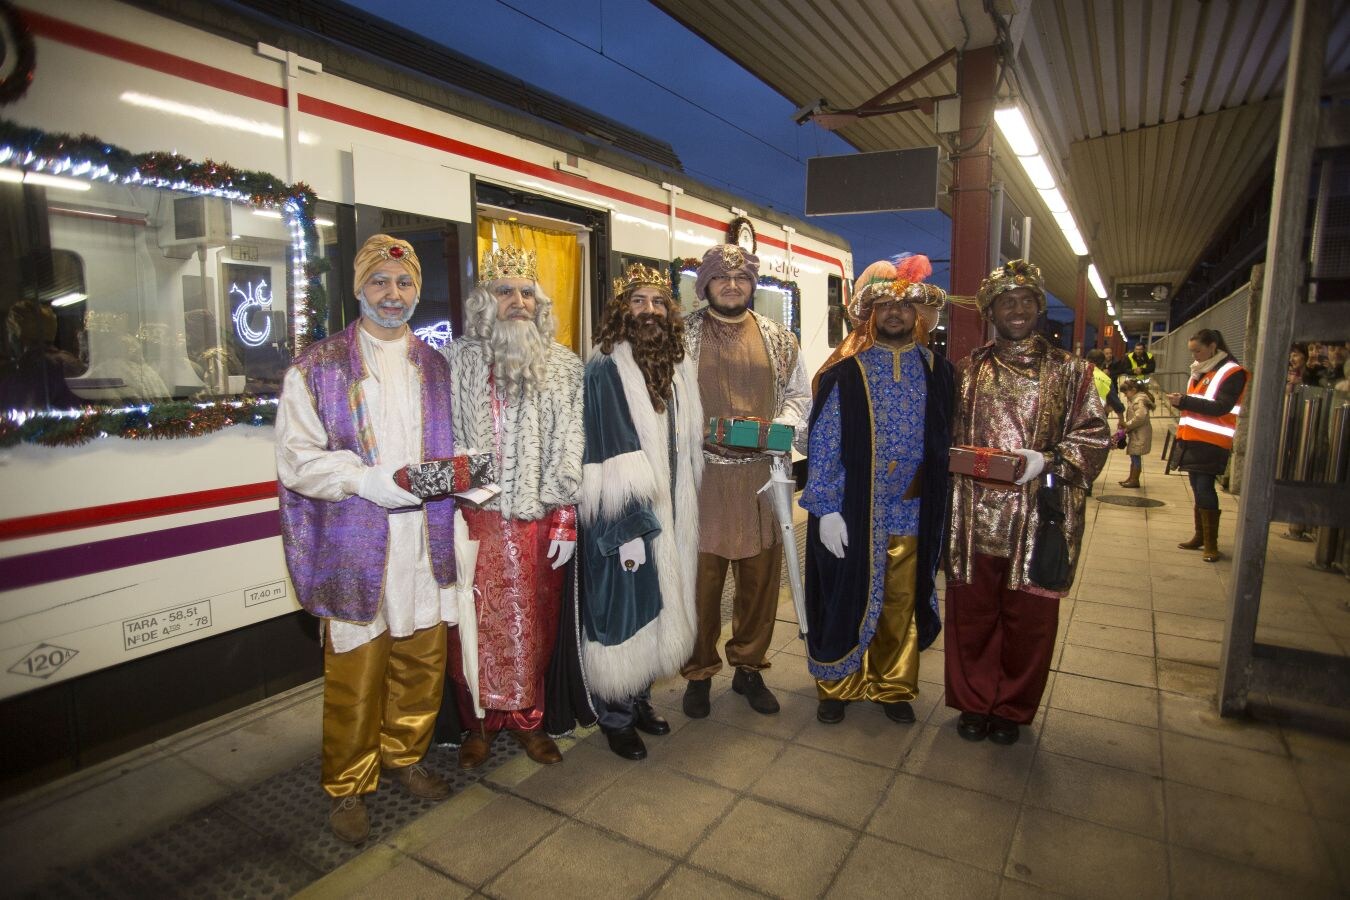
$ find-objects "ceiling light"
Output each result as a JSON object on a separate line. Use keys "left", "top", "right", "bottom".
{"left": 252, "top": 209, "right": 283, "bottom": 219}
{"left": 1106, "top": 302, "right": 1116, "bottom": 316}
{"left": 314, "top": 218, "right": 335, "bottom": 227}
{"left": 1087, "top": 264, "right": 1107, "bottom": 299}
{"left": 1038, "top": 186, "right": 1068, "bottom": 213}
{"left": 1015, "top": 153, "right": 1056, "bottom": 190}
{"left": 994, "top": 106, "right": 1039, "bottom": 156}
{"left": 51, "top": 292, "right": 87, "bottom": 307}
{"left": 0, "top": 168, "right": 92, "bottom": 191}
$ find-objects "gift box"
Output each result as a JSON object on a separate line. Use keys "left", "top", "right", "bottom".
{"left": 395, "top": 453, "right": 497, "bottom": 499}
{"left": 706, "top": 416, "right": 794, "bottom": 452}
{"left": 948, "top": 445, "right": 1027, "bottom": 483}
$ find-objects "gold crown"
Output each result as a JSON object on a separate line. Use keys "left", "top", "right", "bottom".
{"left": 480, "top": 246, "right": 538, "bottom": 283}
{"left": 613, "top": 262, "right": 672, "bottom": 297}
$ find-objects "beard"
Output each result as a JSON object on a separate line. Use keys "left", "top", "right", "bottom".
{"left": 625, "top": 313, "right": 681, "bottom": 413}
{"left": 358, "top": 292, "right": 416, "bottom": 330}
{"left": 489, "top": 318, "right": 549, "bottom": 392}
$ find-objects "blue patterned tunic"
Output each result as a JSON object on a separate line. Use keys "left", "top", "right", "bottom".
{"left": 801, "top": 344, "right": 928, "bottom": 537}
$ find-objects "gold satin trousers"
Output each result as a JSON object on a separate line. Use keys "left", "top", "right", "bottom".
{"left": 321, "top": 621, "right": 447, "bottom": 797}
{"left": 817, "top": 535, "right": 921, "bottom": 703}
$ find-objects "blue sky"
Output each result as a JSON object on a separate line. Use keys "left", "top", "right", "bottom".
{"left": 344, "top": 0, "right": 955, "bottom": 285}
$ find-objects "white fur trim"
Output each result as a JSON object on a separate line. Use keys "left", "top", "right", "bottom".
{"left": 579, "top": 450, "right": 658, "bottom": 525}
{"left": 582, "top": 343, "right": 703, "bottom": 701}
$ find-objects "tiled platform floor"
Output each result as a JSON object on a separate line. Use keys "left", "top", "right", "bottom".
{"left": 4, "top": 447, "right": 1348, "bottom": 898}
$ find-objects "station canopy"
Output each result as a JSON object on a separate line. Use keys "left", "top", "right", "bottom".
{"left": 653, "top": 0, "right": 1350, "bottom": 322}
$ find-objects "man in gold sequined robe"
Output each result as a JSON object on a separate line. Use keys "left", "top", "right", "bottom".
{"left": 945, "top": 260, "right": 1109, "bottom": 746}
{"left": 680, "top": 244, "right": 811, "bottom": 718}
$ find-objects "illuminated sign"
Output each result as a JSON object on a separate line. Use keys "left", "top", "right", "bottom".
{"left": 414, "top": 320, "right": 453, "bottom": 350}
{"left": 229, "top": 277, "right": 273, "bottom": 348}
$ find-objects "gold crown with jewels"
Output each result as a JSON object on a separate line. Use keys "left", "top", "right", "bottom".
{"left": 612, "top": 262, "right": 672, "bottom": 297}
{"left": 479, "top": 246, "right": 538, "bottom": 283}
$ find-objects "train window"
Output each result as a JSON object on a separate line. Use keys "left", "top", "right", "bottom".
{"left": 827, "top": 274, "right": 845, "bottom": 347}
{"left": 0, "top": 180, "right": 301, "bottom": 410}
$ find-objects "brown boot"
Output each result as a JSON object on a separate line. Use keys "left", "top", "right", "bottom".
{"left": 510, "top": 729, "right": 563, "bottom": 765}
{"left": 1178, "top": 506, "right": 1204, "bottom": 550}
{"left": 387, "top": 762, "right": 452, "bottom": 800}
{"left": 1202, "top": 509, "right": 1222, "bottom": 562}
{"left": 329, "top": 795, "right": 370, "bottom": 844}
{"left": 1118, "top": 462, "right": 1141, "bottom": 488}
{"left": 458, "top": 729, "right": 498, "bottom": 770}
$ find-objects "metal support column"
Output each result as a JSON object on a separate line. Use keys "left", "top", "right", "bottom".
{"left": 1220, "top": 0, "right": 1350, "bottom": 718}
{"left": 1072, "top": 261, "right": 1088, "bottom": 354}
{"left": 947, "top": 45, "right": 998, "bottom": 362}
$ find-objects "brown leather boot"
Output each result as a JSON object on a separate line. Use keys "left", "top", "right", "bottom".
{"left": 387, "top": 762, "right": 452, "bottom": 800}
{"left": 1118, "top": 462, "right": 1141, "bottom": 488}
{"left": 1178, "top": 506, "right": 1204, "bottom": 550}
{"left": 329, "top": 796, "right": 370, "bottom": 844}
{"left": 510, "top": 729, "right": 563, "bottom": 765}
{"left": 1202, "top": 509, "right": 1222, "bottom": 562}
{"left": 458, "top": 729, "right": 498, "bottom": 770}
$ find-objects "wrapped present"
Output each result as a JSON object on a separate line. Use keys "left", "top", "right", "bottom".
{"left": 948, "top": 445, "right": 1027, "bottom": 484}
{"left": 395, "top": 453, "right": 497, "bottom": 499}
{"left": 706, "top": 416, "right": 794, "bottom": 452}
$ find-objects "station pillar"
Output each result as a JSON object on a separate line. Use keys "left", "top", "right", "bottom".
{"left": 1072, "top": 261, "right": 1088, "bottom": 354}
{"left": 947, "top": 45, "right": 999, "bottom": 362}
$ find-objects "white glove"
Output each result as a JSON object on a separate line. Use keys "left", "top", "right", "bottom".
{"left": 547, "top": 539, "right": 576, "bottom": 570}
{"left": 820, "top": 512, "right": 848, "bottom": 559}
{"left": 357, "top": 463, "right": 422, "bottom": 509}
{"left": 618, "top": 537, "right": 646, "bottom": 573}
{"left": 1012, "top": 449, "right": 1046, "bottom": 485}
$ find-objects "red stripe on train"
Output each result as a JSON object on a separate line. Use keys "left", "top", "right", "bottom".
{"left": 25, "top": 10, "right": 845, "bottom": 274}
{"left": 0, "top": 481, "right": 279, "bottom": 541}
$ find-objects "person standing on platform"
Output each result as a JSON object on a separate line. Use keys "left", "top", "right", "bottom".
{"left": 441, "top": 247, "right": 585, "bottom": 769}
{"left": 945, "top": 260, "right": 1110, "bottom": 746}
{"left": 1088, "top": 349, "right": 1125, "bottom": 426}
{"left": 579, "top": 264, "right": 703, "bottom": 760}
{"left": 276, "top": 234, "right": 456, "bottom": 844}
{"left": 1126, "top": 341, "right": 1156, "bottom": 380}
{"left": 1117, "top": 377, "right": 1154, "bottom": 488}
{"left": 1166, "top": 328, "right": 1247, "bottom": 563}
{"left": 681, "top": 244, "right": 811, "bottom": 718}
{"left": 799, "top": 255, "right": 954, "bottom": 726}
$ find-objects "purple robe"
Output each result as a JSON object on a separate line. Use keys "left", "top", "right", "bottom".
{"left": 279, "top": 323, "right": 457, "bottom": 622}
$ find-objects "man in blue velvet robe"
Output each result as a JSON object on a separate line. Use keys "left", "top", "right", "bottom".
{"left": 800, "top": 255, "right": 954, "bottom": 725}
{"left": 579, "top": 264, "right": 703, "bottom": 760}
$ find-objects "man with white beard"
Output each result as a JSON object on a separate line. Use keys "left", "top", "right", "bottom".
{"left": 440, "top": 246, "right": 585, "bottom": 769}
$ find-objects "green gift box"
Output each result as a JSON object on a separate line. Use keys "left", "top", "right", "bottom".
{"left": 707, "top": 417, "right": 793, "bottom": 452}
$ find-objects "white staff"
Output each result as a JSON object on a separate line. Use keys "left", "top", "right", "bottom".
{"left": 758, "top": 454, "right": 808, "bottom": 638}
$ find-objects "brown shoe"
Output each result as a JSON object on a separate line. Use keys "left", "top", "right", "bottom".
{"left": 458, "top": 729, "right": 497, "bottom": 770}
{"left": 1178, "top": 506, "right": 1204, "bottom": 550}
{"left": 387, "top": 762, "right": 452, "bottom": 800}
{"left": 510, "top": 729, "right": 563, "bottom": 765}
{"left": 329, "top": 795, "right": 370, "bottom": 844}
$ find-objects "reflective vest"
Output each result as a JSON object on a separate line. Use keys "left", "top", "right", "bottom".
{"left": 1176, "top": 361, "right": 1246, "bottom": 449}
{"left": 1092, "top": 367, "right": 1112, "bottom": 401}
{"left": 1128, "top": 351, "right": 1154, "bottom": 374}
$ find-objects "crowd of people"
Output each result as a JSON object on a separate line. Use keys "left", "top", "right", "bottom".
{"left": 274, "top": 236, "right": 1156, "bottom": 844}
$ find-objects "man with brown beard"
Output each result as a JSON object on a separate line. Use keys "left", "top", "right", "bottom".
{"left": 440, "top": 247, "right": 585, "bottom": 769}
{"left": 579, "top": 263, "right": 703, "bottom": 760}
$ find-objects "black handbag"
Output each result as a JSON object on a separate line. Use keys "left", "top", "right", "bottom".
{"left": 1029, "top": 472, "right": 1073, "bottom": 591}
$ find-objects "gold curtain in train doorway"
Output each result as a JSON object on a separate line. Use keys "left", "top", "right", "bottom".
{"left": 477, "top": 218, "right": 581, "bottom": 352}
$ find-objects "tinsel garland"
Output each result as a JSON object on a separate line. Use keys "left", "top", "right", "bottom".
{"left": 0, "top": 399, "right": 279, "bottom": 448}
{"left": 0, "top": 119, "right": 327, "bottom": 346}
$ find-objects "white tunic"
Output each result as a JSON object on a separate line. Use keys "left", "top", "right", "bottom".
{"left": 276, "top": 327, "right": 455, "bottom": 653}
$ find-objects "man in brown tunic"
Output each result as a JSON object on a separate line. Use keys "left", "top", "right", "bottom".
{"left": 681, "top": 244, "right": 811, "bottom": 716}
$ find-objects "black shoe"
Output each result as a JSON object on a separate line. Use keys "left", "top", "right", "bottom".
{"left": 683, "top": 679, "right": 711, "bottom": 718}
{"left": 957, "top": 712, "right": 989, "bottom": 742}
{"left": 988, "top": 716, "right": 1020, "bottom": 745}
{"left": 882, "top": 701, "right": 916, "bottom": 724}
{"left": 732, "top": 667, "right": 780, "bottom": 715}
{"left": 817, "top": 698, "right": 847, "bottom": 724}
{"left": 633, "top": 700, "right": 671, "bottom": 735}
{"left": 604, "top": 725, "right": 647, "bottom": 760}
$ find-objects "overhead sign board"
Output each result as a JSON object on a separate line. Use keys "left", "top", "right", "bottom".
{"left": 1116, "top": 282, "right": 1171, "bottom": 320}
{"left": 805, "top": 147, "right": 940, "bottom": 216}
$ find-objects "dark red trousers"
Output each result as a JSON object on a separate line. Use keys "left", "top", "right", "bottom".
{"left": 944, "top": 553, "right": 1060, "bottom": 724}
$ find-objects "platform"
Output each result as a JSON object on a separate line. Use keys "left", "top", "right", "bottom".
{"left": 3, "top": 448, "right": 1348, "bottom": 899}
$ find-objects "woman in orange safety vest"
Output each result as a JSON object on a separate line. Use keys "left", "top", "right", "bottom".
{"left": 1165, "top": 329, "right": 1247, "bottom": 562}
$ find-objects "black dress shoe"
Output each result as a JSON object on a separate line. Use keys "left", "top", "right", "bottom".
{"left": 988, "top": 716, "right": 1020, "bottom": 746}
{"left": 882, "top": 701, "right": 916, "bottom": 724}
{"left": 634, "top": 700, "right": 671, "bottom": 735}
{"left": 732, "top": 667, "right": 780, "bottom": 714}
{"left": 604, "top": 726, "right": 647, "bottom": 760}
{"left": 683, "top": 679, "right": 711, "bottom": 718}
{"left": 957, "top": 712, "right": 989, "bottom": 742}
{"left": 817, "top": 698, "right": 847, "bottom": 724}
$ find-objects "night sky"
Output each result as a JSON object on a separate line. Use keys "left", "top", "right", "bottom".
{"left": 342, "top": 0, "right": 954, "bottom": 285}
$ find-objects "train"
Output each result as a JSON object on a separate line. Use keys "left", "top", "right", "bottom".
{"left": 0, "top": 0, "right": 852, "bottom": 788}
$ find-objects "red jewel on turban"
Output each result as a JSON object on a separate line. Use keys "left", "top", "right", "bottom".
{"left": 388, "top": 245, "right": 405, "bottom": 259}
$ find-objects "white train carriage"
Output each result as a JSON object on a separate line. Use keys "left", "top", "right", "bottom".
{"left": 0, "top": 0, "right": 851, "bottom": 783}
